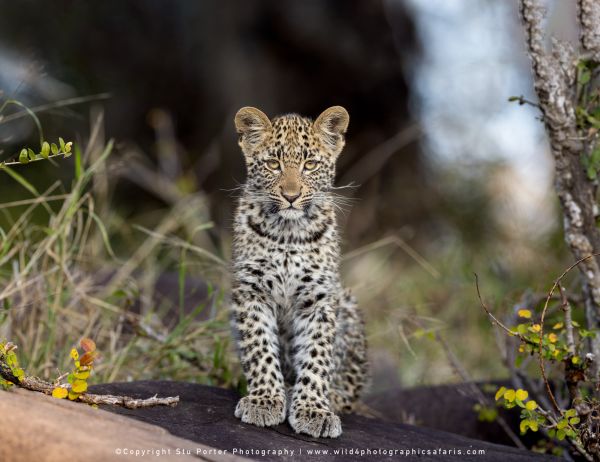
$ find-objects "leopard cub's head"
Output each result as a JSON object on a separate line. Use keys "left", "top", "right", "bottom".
{"left": 235, "top": 106, "right": 349, "bottom": 219}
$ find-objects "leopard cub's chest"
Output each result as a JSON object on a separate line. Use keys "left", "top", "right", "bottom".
{"left": 256, "top": 245, "right": 321, "bottom": 297}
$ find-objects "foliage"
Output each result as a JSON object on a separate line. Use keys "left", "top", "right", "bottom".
{"left": 52, "top": 338, "right": 98, "bottom": 401}
{"left": 0, "top": 342, "right": 25, "bottom": 389}
{"left": 0, "top": 93, "right": 238, "bottom": 390}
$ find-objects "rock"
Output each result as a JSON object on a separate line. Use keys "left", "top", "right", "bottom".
{"left": 365, "top": 381, "right": 525, "bottom": 447}
{"left": 0, "top": 387, "right": 243, "bottom": 462}
{"left": 89, "top": 381, "right": 558, "bottom": 461}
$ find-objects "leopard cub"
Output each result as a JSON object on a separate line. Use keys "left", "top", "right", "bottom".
{"left": 230, "top": 106, "right": 368, "bottom": 438}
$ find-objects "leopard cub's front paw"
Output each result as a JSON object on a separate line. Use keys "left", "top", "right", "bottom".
{"left": 234, "top": 393, "right": 286, "bottom": 428}
{"left": 289, "top": 406, "right": 342, "bottom": 438}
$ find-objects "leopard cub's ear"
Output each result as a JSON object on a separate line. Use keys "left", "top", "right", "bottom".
{"left": 313, "top": 106, "right": 349, "bottom": 157}
{"left": 234, "top": 107, "right": 272, "bottom": 154}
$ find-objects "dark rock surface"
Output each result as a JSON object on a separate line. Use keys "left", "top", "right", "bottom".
{"left": 366, "top": 381, "right": 525, "bottom": 447}
{"left": 90, "top": 381, "right": 558, "bottom": 461}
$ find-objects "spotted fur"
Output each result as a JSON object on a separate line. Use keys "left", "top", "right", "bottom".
{"left": 230, "top": 106, "right": 369, "bottom": 438}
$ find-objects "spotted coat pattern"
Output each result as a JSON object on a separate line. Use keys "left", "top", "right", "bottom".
{"left": 230, "top": 106, "right": 369, "bottom": 438}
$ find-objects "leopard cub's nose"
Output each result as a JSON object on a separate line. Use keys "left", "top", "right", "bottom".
{"left": 282, "top": 191, "right": 301, "bottom": 204}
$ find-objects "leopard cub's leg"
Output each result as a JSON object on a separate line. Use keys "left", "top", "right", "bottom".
{"left": 329, "top": 289, "right": 369, "bottom": 414}
{"left": 288, "top": 293, "right": 341, "bottom": 438}
{"left": 231, "top": 290, "right": 286, "bottom": 427}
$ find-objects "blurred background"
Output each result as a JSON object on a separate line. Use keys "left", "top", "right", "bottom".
{"left": 0, "top": 0, "right": 575, "bottom": 391}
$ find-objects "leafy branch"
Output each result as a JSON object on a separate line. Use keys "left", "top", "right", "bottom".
{"left": 0, "top": 340, "right": 179, "bottom": 409}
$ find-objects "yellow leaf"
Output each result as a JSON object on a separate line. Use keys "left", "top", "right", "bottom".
{"left": 74, "top": 370, "right": 90, "bottom": 380}
{"left": 70, "top": 348, "right": 79, "bottom": 361}
{"left": 72, "top": 380, "right": 88, "bottom": 393}
{"left": 504, "top": 389, "right": 516, "bottom": 402}
{"left": 68, "top": 390, "right": 80, "bottom": 401}
{"left": 520, "top": 419, "right": 529, "bottom": 433}
{"left": 553, "top": 322, "right": 563, "bottom": 330}
{"left": 518, "top": 309, "right": 532, "bottom": 319}
{"left": 495, "top": 386, "right": 507, "bottom": 401}
{"left": 572, "top": 356, "right": 580, "bottom": 365}
{"left": 548, "top": 333, "right": 558, "bottom": 343}
{"left": 529, "top": 420, "right": 539, "bottom": 432}
{"left": 516, "top": 389, "right": 529, "bottom": 401}
{"left": 526, "top": 400, "right": 538, "bottom": 410}
{"left": 52, "top": 387, "right": 68, "bottom": 399}
{"left": 531, "top": 324, "right": 541, "bottom": 333}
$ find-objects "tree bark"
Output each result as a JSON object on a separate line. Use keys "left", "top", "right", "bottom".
{"left": 520, "top": 0, "right": 600, "bottom": 378}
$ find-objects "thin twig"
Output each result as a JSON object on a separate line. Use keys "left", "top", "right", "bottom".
{"left": 434, "top": 332, "right": 526, "bottom": 449}
{"left": 0, "top": 357, "right": 179, "bottom": 409}
{"left": 344, "top": 234, "right": 440, "bottom": 279}
{"left": 0, "top": 93, "right": 111, "bottom": 125}
{"left": 538, "top": 254, "right": 600, "bottom": 414}
{"left": 475, "top": 274, "right": 533, "bottom": 345}
{"left": 560, "top": 283, "right": 577, "bottom": 356}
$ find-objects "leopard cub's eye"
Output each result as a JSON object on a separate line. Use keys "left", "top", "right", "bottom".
{"left": 304, "top": 161, "right": 318, "bottom": 171}
{"left": 266, "top": 159, "right": 280, "bottom": 170}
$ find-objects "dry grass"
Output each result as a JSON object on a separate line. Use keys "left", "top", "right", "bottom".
{"left": 0, "top": 112, "right": 238, "bottom": 389}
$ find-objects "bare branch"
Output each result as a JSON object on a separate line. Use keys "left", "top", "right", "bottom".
{"left": 0, "top": 357, "right": 179, "bottom": 409}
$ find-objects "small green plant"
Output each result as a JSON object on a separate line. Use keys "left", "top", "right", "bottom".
{"left": 0, "top": 137, "right": 73, "bottom": 170}
{"left": 52, "top": 338, "right": 98, "bottom": 401}
{"left": 478, "top": 263, "right": 597, "bottom": 458}
{"left": 0, "top": 341, "right": 25, "bottom": 389}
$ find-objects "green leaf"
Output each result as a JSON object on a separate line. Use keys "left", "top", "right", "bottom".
{"left": 19, "top": 149, "right": 29, "bottom": 164}
{"left": 74, "top": 144, "right": 82, "bottom": 179}
{"left": 588, "top": 166, "right": 598, "bottom": 180}
{"left": 59, "top": 137, "right": 66, "bottom": 151}
{"left": 27, "top": 148, "right": 36, "bottom": 161}
{"left": 570, "top": 417, "right": 580, "bottom": 425}
{"left": 51, "top": 143, "right": 59, "bottom": 155}
{"left": 41, "top": 141, "right": 50, "bottom": 159}
{"left": 557, "top": 419, "right": 568, "bottom": 430}
{"left": 581, "top": 70, "right": 592, "bottom": 85}
{"left": 514, "top": 354, "right": 524, "bottom": 368}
